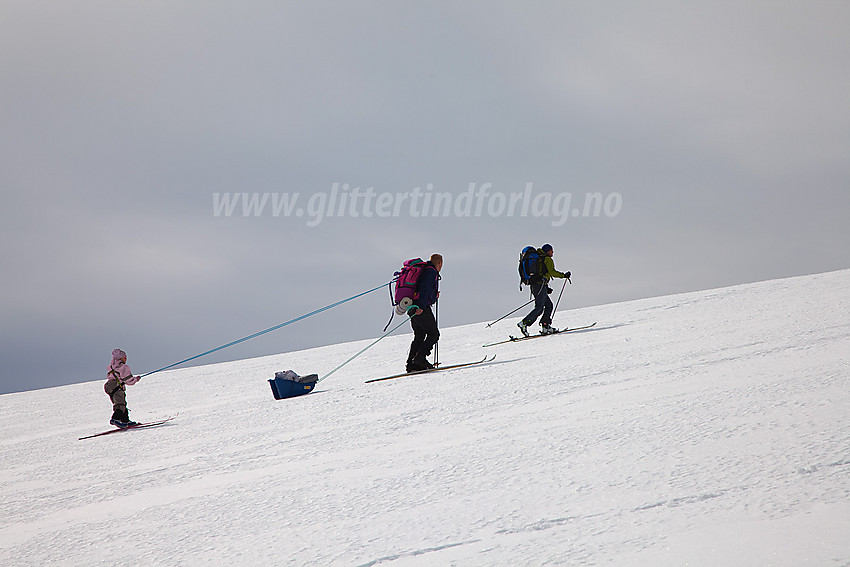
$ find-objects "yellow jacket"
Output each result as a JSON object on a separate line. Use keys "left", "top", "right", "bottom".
{"left": 539, "top": 252, "right": 568, "bottom": 282}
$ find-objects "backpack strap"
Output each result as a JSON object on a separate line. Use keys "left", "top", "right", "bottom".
{"left": 108, "top": 367, "right": 126, "bottom": 389}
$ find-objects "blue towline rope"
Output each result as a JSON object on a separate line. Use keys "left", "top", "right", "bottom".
{"left": 140, "top": 281, "right": 393, "bottom": 378}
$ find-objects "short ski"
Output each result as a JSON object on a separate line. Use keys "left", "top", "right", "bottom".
{"left": 483, "top": 322, "right": 597, "bottom": 347}
{"left": 365, "top": 355, "right": 497, "bottom": 383}
{"left": 78, "top": 415, "right": 177, "bottom": 440}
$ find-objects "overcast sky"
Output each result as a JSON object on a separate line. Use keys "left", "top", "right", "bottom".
{"left": 2, "top": 1, "right": 849, "bottom": 394}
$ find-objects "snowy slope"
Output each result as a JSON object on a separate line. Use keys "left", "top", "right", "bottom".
{"left": 2, "top": 270, "right": 849, "bottom": 566}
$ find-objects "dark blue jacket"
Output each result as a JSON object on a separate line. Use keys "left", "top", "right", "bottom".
{"left": 415, "top": 263, "right": 440, "bottom": 307}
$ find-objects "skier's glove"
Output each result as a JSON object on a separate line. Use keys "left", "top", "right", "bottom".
{"left": 564, "top": 271, "right": 571, "bottom": 279}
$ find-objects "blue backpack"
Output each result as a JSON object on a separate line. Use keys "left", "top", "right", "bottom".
{"left": 518, "top": 246, "right": 543, "bottom": 288}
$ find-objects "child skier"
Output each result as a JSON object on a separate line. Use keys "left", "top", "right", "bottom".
{"left": 105, "top": 349, "right": 141, "bottom": 427}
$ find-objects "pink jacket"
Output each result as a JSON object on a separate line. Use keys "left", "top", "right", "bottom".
{"left": 108, "top": 350, "right": 140, "bottom": 386}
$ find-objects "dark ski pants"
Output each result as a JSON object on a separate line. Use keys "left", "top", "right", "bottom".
{"left": 522, "top": 282, "right": 553, "bottom": 327}
{"left": 408, "top": 305, "right": 440, "bottom": 365}
{"left": 104, "top": 378, "right": 128, "bottom": 420}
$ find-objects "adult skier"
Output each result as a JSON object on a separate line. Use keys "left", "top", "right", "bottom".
{"left": 518, "top": 244, "right": 571, "bottom": 336}
{"left": 406, "top": 254, "right": 442, "bottom": 372}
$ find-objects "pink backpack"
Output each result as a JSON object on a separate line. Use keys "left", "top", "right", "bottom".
{"left": 393, "top": 258, "right": 427, "bottom": 314}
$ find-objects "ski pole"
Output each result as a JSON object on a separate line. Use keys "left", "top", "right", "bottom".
{"left": 552, "top": 277, "right": 569, "bottom": 322}
{"left": 319, "top": 309, "right": 414, "bottom": 383}
{"left": 433, "top": 298, "right": 439, "bottom": 367}
{"left": 140, "top": 281, "right": 393, "bottom": 378}
{"left": 486, "top": 298, "right": 535, "bottom": 328}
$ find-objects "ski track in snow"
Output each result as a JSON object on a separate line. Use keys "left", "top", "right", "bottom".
{"left": 1, "top": 270, "right": 849, "bottom": 566}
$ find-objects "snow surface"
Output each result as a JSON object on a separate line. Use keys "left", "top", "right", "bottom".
{"left": 2, "top": 270, "right": 849, "bottom": 566}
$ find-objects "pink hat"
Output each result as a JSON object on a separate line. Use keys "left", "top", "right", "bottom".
{"left": 112, "top": 348, "right": 127, "bottom": 362}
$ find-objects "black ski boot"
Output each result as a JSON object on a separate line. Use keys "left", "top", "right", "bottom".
{"left": 113, "top": 409, "right": 138, "bottom": 428}
{"left": 110, "top": 409, "right": 127, "bottom": 428}
{"left": 410, "top": 355, "right": 434, "bottom": 372}
{"left": 123, "top": 410, "right": 139, "bottom": 427}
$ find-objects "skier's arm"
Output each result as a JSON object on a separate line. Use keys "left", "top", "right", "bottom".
{"left": 543, "top": 256, "right": 568, "bottom": 279}
{"left": 120, "top": 365, "right": 141, "bottom": 385}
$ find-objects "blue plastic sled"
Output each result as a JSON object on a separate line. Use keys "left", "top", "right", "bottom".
{"left": 269, "top": 373, "right": 319, "bottom": 400}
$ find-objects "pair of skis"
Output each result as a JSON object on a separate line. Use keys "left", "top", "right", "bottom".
{"left": 366, "top": 322, "right": 597, "bottom": 383}
{"left": 78, "top": 415, "right": 177, "bottom": 440}
{"left": 482, "top": 322, "right": 597, "bottom": 347}
{"left": 365, "top": 355, "right": 497, "bottom": 383}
